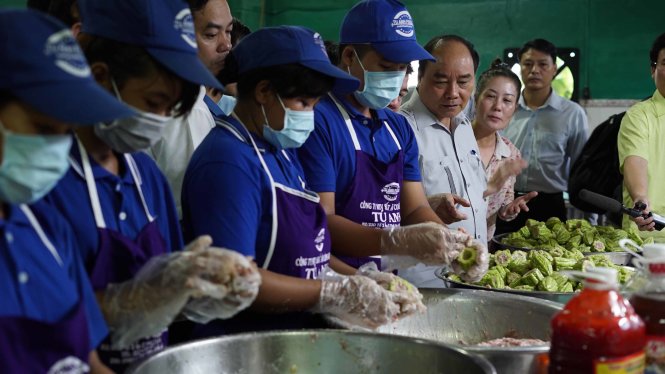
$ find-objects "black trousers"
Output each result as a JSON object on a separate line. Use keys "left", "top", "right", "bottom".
{"left": 495, "top": 191, "right": 567, "bottom": 235}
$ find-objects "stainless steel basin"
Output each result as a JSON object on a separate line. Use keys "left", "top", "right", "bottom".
{"left": 126, "top": 330, "right": 496, "bottom": 374}
{"left": 372, "top": 288, "right": 560, "bottom": 374}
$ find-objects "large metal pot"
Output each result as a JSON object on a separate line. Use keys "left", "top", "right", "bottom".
{"left": 126, "top": 330, "right": 496, "bottom": 374}
{"left": 374, "top": 288, "right": 561, "bottom": 374}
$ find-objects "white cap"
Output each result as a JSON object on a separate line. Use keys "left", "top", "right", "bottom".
{"left": 643, "top": 244, "right": 665, "bottom": 259}
{"left": 584, "top": 267, "right": 618, "bottom": 287}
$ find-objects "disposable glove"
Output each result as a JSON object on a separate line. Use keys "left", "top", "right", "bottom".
{"left": 182, "top": 248, "right": 261, "bottom": 323}
{"left": 380, "top": 222, "right": 472, "bottom": 265}
{"left": 102, "top": 236, "right": 260, "bottom": 348}
{"left": 356, "top": 262, "right": 426, "bottom": 316}
{"left": 312, "top": 266, "right": 401, "bottom": 329}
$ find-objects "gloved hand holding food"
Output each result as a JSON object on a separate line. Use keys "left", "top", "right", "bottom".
{"left": 101, "top": 236, "right": 260, "bottom": 348}
{"left": 451, "top": 240, "right": 490, "bottom": 283}
{"left": 356, "top": 262, "right": 426, "bottom": 317}
{"left": 379, "top": 222, "right": 473, "bottom": 265}
{"left": 182, "top": 247, "right": 261, "bottom": 323}
{"left": 312, "top": 266, "right": 401, "bottom": 329}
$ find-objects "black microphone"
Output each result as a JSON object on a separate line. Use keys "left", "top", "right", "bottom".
{"left": 578, "top": 189, "right": 665, "bottom": 231}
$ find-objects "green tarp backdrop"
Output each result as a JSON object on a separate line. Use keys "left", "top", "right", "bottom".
{"left": 2, "top": 0, "right": 664, "bottom": 99}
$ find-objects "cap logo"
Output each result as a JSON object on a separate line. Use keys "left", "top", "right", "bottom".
{"left": 313, "top": 32, "right": 327, "bottom": 58}
{"left": 391, "top": 10, "right": 414, "bottom": 38}
{"left": 44, "top": 29, "right": 91, "bottom": 78}
{"left": 174, "top": 9, "right": 197, "bottom": 49}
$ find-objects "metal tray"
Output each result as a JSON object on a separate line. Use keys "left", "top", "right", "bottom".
{"left": 436, "top": 268, "right": 575, "bottom": 304}
{"left": 491, "top": 233, "right": 634, "bottom": 266}
{"left": 126, "top": 330, "right": 496, "bottom": 374}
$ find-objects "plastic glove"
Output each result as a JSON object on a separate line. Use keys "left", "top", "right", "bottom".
{"left": 380, "top": 222, "right": 472, "bottom": 266}
{"left": 182, "top": 248, "right": 261, "bottom": 323}
{"left": 451, "top": 239, "right": 490, "bottom": 283}
{"left": 102, "top": 236, "right": 259, "bottom": 348}
{"left": 427, "top": 193, "right": 469, "bottom": 224}
{"left": 356, "top": 262, "right": 426, "bottom": 317}
{"left": 312, "top": 266, "right": 401, "bottom": 329}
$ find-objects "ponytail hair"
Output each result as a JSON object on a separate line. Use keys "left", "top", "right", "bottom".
{"left": 474, "top": 58, "right": 522, "bottom": 103}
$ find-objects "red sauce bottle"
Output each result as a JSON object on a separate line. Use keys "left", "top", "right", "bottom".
{"left": 549, "top": 267, "right": 646, "bottom": 374}
{"left": 630, "top": 244, "right": 665, "bottom": 373}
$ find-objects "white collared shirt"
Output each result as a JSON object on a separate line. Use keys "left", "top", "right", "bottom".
{"left": 400, "top": 89, "right": 488, "bottom": 243}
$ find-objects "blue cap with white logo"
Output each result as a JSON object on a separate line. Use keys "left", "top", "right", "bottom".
{"left": 0, "top": 9, "right": 135, "bottom": 125}
{"left": 233, "top": 26, "right": 359, "bottom": 93}
{"left": 340, "top": 0, "right": 434, "bottom": 63}
{"left": 79, "top": 0, "right": 222, "bottom": 89}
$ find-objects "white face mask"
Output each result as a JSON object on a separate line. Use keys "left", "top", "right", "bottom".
{"left": 93, "top": 79, "right": 173, "bottom": 153}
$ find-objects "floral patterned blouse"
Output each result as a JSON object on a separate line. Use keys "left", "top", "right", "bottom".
{"left": 485, "top": 133, "right": 522, "bottom": 239}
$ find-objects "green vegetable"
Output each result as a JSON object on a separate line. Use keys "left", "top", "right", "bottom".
{"left": 521, "top": 268, "right": 545, "bottom": 287}
{"left": 530, "top": 251, "right": 554, "bottom": 276}
{"left": 457, "top": 246, "right": 478, "bottom": 271}
{"left": 558, "top": 282, "right": 574, "bottom": 292}
{"left": 505, "top": 272, "right": 521, "bottom": 286}
{"left": 479, "top": 269, "right": 505, "bottom": 289}
{"left": 537, "top": 276, "right": 559, "bottom": 292}
{"left": 494, "top": 249, "right": 512, "bottom": 266}
{"left": 554, "top": 256, "right": 576, "bottom": 271}
{"left": 513, "top": 285, "right": 535, "bottom": 291}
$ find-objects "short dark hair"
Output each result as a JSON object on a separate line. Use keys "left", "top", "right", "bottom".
{"left": 337, "top": 44, "right": 372, "bottom": 66}
{"left": 418, "top": 35, "right": 480, "bottom": 79}
{"left": 27, "top": 0, "right": 79, "bottom": 27}
{"left": 230, "top": 17, "right": 251, "bottom": 46}
{"left": 0, "top": 91, "right": 14, "bottom": 110}
{"left": 220, "top": 54, "right": 334, "bottom": 100}
{"left": 78, "top": 34, "right": 199, "bottom": 117}
{"left": 650, "top": 32, "right": 665, "bottom": 66}
{"left": 324, "top": 40, "right": 340, "bottom": 66}
{"left": 187, "top": 0, "right": 209, "bottom": 12}
{"left": 519, "top": 38, "right": 557, "bottom": 64}
{"left": 474, "top": 58, "right": 522, "bottom": 103}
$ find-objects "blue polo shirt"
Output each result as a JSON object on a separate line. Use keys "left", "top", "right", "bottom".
{"left": 203, "top": 94, "right": 225, "bottom": 118}
{"left": 44, "top": 143, "right": 183, "bottom": 269}
{"left": 298, "top": 94, "right": 421, "bottom": 197}
{"left": 182, "top": 116, "right": 308, "bottom": 261}
{"left": 0, "top": 201, "right": 108, "bottom": 349}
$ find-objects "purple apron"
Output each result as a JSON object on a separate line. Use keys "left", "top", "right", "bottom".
{"left": 220, "top": 120, "right": 332, "bottom": 278}
{"left": 330, "top": 96, "right": 404, "bottom": 269}
{"left": 73, "top": 140, "right": 167, "bottom": 372}
{"left": 190, "top": 120, "right": 332, "bottom": 338}
{"left": 0, "top": 206, "right": 91, "bottom": 374}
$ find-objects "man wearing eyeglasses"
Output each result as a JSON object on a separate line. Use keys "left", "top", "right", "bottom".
{"left": 499, "top": 38, "right": 588, "bottom": 233}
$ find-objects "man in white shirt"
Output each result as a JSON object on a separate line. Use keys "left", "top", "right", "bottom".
{"left": 148, "top": 0, "right": 233, "bottom": 218}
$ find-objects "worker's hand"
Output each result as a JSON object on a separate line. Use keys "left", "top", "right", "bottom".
{"left": 632, "top": 198, "right": 656, "bottom": 231}
{"left": 355, "top": 262, "right": 426, "bottom": 317}
{"left": 380, "top": 222, "right": 473, "bottom": 265}
{"left": 486, "top": 158, "right": 527, "bottom": 196}
{"left": 499, "top": 191, "right": 538, "bottom": 221}
{"left": 102, "top": 238, "right": 260, "bottom": 348}
{"left": 313, "top": 271, "right": 400, "bottom": 329}
{"left": 182, "top": 248, "right": 261, "bottom": 323}
{"left": 427, "top": 193, "right": 469, "bottom": 224}
{"left": 450, "top": 240, "right": 490, "bottom": 283}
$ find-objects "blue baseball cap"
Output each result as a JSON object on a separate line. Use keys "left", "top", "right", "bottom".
{"left": 0, "top": 9, "right": 134, "bottom": 125}
{"left": 233, "top": 26, "right": 359, "bottom": 94}
{"left": 79, "top": 0, "right": 223, "bottom": 90}
{"left": 340, "top": 0, "right": 434, "bottom": 63}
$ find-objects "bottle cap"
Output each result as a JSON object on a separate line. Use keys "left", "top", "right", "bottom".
{"left": 562, "top": 267, "right": 618, "bottom": 289}
{"left": 643, "top": 244, "right": 665, "bottom": 273}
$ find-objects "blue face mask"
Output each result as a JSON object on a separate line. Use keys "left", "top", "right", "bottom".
{"left": 0, "top": 121, "right": 72, "bottom": 204}
{"left": 262, "top": 95, "right": 314, "bottom": 149}
{"left": 352, "top": 50, "right": 406, "bottom": 109}
{"left": 216, "top": 95, "right": 237, "bottom": 115}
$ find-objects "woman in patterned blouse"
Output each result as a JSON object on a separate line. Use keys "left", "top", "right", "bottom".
{"left": 472, "top": 59, "right": 538, "bottom": 239}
